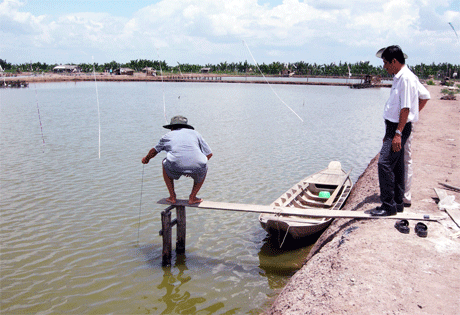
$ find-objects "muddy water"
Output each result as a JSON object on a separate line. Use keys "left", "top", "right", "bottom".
{"left": 1, "top": 81, "right": 388, "bottom": 314}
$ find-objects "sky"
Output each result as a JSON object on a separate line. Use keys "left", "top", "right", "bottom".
{"left": 1, "top": 0, "right": 459, "bottom": 67}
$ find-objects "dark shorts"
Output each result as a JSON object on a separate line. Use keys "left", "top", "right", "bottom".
{"left": 163, "top": 159, "right": 207, "bottom": 183}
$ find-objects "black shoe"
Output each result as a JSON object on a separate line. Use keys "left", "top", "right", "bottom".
{"left": 396, "top": 204, "right": 404, "bottom": 213}
{"left": 394, "top": 220, "right": 410, "bottom": 234}
{"left": 415, "top": 222, "right": 428, "bottom": 237}
{"left": 403, "top": 202, "right": 411, "bottom": 208}
{"left": 370, "top": 206, "right": 397, "bottom": 216}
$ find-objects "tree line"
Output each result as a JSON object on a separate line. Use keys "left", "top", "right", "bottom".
{"left": 1, "top": 58, "right": 458, "bottom": 79}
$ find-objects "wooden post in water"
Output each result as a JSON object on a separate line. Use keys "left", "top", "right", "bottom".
{"left": 160, "top": 205, "right": 186, "bottom": 265}
{"left": 161, "top": 206, "right": 173, "bottom": 266}
{"left": 176, "top": 205, "right": 186, "bottom": 254}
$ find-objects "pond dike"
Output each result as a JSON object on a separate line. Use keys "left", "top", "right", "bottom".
{"left": 266, "top": 85, "right": 460, "bottom": 315}
{"left": 5, "top": 74, "right": 392, "bottom": 88}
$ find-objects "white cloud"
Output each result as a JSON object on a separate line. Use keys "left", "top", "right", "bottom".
{"left": 0, "top": 0, "right": 46, "bottom": 34}
{"left": 0, "top": 0, "right": 458, "bottom": 65}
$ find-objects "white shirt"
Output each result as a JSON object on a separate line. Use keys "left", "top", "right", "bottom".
{"left": 417, "top": 80, "right": 431, "bottom": 100}
{"left": 154, "top": 128, "right": 212, "bottom": 170}
{"left": 383, "top": 65, "right": 425, "bottom": 123}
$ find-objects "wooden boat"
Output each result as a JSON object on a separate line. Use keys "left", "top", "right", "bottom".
{"left": 259, "top": 161, "right": 353, "bottom": 239}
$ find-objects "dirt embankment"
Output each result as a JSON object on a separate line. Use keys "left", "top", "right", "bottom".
{"left": 267, "top": 84, "right": 460, "bottom": 315}
{"left": 2, "top": 72, "right": 392, "bottom": 87}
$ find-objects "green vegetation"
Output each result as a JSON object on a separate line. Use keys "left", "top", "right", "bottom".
{"left": 441, "top": 88, "right": 459, "bottom": 95}
{"left": 1, "top": 58, "right": 458, "bottom": 80}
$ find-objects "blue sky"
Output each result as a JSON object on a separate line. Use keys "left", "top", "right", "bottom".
{"left": 1, "top": 0, "right": 459, "bottom": 66}
{"left": 22, "top": 0, "right": 287, "bottom": 18}
{"left": 21, "top": 0, "right": 158, "bottom": 18}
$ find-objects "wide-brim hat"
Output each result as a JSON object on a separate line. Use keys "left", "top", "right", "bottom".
{"left": 163, "top": 115, "right": 194, "bottom": 130}
{"left": 376, "top": 46, "right": 408, "bottom": 59}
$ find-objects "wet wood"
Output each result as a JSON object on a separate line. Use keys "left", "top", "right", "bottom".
{"left": 176, "top": 206, "right": 186, "bottom": 254}
{"left": 161, "top": 209, "right": 172, "bottom": 266}
{"left": 159, "top": 205, "right": 187, "bottom": 265}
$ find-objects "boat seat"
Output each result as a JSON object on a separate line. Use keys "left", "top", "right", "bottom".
{"left": 297, "top": 194, "right": 333, "bottom": 208}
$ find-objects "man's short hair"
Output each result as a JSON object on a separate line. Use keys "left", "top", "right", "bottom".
{"left": 381, "top": 45, "right": 406, "bottom": 64}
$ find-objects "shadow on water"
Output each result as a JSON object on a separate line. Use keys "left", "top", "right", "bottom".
{"left": 156, "top": 256, "right": 228, "bottom": 315}
{"left": 257, "top": 232, "right": 322, "bottom": 289}
{"left": 136, "top": 245, "right": 243, "bottom": 314}
{"left": 135, "top": 229, "right": 323, "bottom": 313}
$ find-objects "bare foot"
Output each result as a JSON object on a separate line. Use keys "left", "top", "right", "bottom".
{"left": 188, "top": 197, "right": 203, "bottom": 205}
{"left": 166, "top": 196, "right": 177, "bottom": 204}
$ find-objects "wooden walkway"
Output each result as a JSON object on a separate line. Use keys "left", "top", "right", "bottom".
{"left": 156, "top": 198, "right": 446, "bottom": 265}
{"left": 157, "top": 198, "right": 444, "bottom": 221}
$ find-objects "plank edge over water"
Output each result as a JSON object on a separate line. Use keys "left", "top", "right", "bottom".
{"left": 157, "top": 199, "right": 444, "bottom": 221}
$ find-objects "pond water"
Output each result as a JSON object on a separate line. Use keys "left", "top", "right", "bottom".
{"left": 1, "top": 81, "right": 389, "bottom": 314}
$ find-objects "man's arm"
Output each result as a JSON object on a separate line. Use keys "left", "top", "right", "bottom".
{"left": 419, "top": 98, "right": 428, "bottom": 111}
{"left": 142, "top": 148, "right": 158, "bottom": 164}
{"left": 392, "top": 108, "right": 409, "bottom": 152}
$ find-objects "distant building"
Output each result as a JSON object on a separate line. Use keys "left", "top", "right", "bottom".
{"left": 115, "top": 68, "right": 134, "bottom": 75}
{"left": 281, "top": 69, "right": 295, "bottom": 77}
{"left": 142, "top": 67, "right": 157, "bottom": 76}
{"left": 53, "top": 65, "right": 81, "bottom": 73}
{"left": 200, "top": 67, "right": 211, "bottom": 73}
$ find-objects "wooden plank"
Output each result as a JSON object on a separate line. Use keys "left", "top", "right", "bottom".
{"left": 434, "top": 188, "right": 460, "bottom": 228}
{"left": 157, "top": 199, "right": 445, "bottom": 221}
{"left": 446, "top": 208, "right": 460, "bottom": 228}
{"left": 434, "top": 188, "right": 448, "bottom": 200}
{"left": 324, "top": 169, "right": 352, "bottom": 206}
{"left": 438, "top": 182, "right": 460, "bottom": 192}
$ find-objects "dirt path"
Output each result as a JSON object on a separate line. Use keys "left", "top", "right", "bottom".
{"left": 267, "top": 84, "right": 460, "bottom": 315}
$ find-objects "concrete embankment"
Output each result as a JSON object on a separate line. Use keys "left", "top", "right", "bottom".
{"left": 266, "top": 84, "right": 460, "bottom": 315}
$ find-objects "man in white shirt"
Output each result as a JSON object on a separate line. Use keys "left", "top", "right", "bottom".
{"left": 142, "top": 116, "right": 213, "bottom": 205}
{"left": 403, "top": 82, "right": 430, "bottom": 207}
{"left": 371, "top": 45, "right": 423, "bottom": 216}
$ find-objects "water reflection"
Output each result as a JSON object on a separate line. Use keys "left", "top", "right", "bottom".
{"left": 158, "top": 261, "right": 211, "bottom": 315}
{"left": 258, "top": 233, "right": 321, "bottom": 290}
{"left": 137, "top": 230, "right": 321, "bottom": 314}
{"left": 139, "top": 245, "right": 245, "bottom": 314}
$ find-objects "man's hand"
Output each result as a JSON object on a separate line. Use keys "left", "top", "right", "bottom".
{"left": 392, "top": 135, "right": 402, "bottom": 152}
{"left": 141, "top": 157, "right": 149, "bottom": 164}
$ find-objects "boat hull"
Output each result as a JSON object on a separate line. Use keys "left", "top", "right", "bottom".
{"left": 259, "top": 216, "right": 332, "bottom": 239}
{"left": 259, "top": 161, "right": 353, "bottom": 239}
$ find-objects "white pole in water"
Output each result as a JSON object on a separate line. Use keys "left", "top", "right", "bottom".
{"left": 92, "top": 56, "right": 101, "bottom": 159}
{"left": 137, "top": 164, "right": 145, "bottom": 246}
{"left": 156, "top": 50, "right": 168, "bottom": 124}
{"left": 242, "top": 40, "right": 304, "bottom": 123}
{"left": 34, "top": 83, "right": 45, "bottom": 152}
{"left": 1, "top": 65, "right": 5, "bottom": 86}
